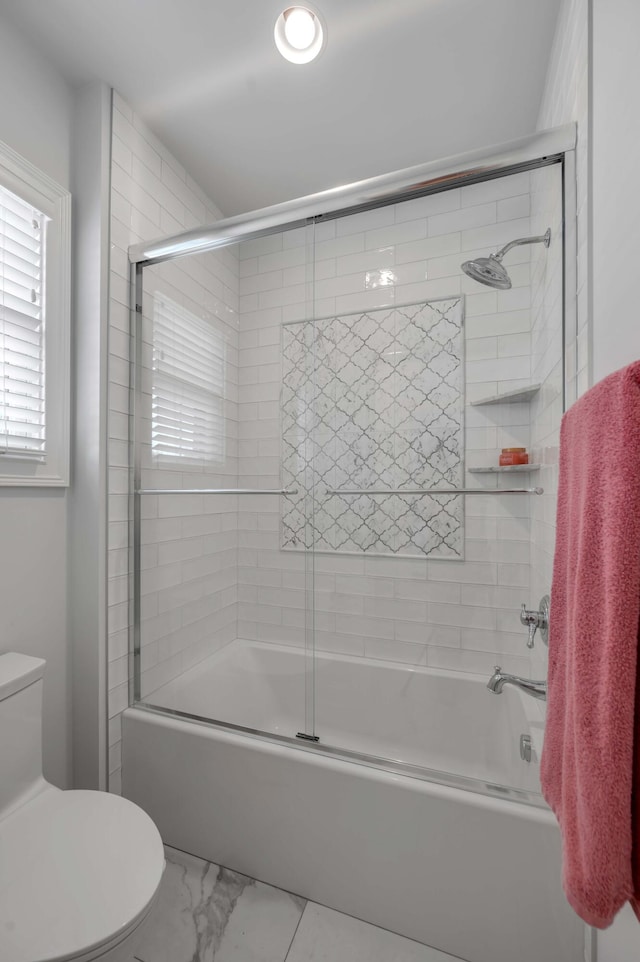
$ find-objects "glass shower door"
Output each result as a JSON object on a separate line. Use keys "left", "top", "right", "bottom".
{"left": 133, "top": 227, "right": 318, "bottom": 745}
{"left": 301, "top": 244, "right": 468, "bottom": 769}
{"left": 303, "top": 166, "right": 563, "bottom": 802}
{"left": 131, "top": 159, "right": 565, "bottom": 805}
{"left": 280, "top": 220, "right": 318, "bottom": 742}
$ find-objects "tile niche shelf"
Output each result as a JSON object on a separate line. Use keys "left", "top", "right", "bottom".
{"left": 470, "top": 383, "right": 541, "bottom": 406}
{"left": 467, "top": 464, "right": 541, "bottom": 474}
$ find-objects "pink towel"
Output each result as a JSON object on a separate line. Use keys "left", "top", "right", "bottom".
{"left": 541, "top": 360, "right": 640, "bottom": 927}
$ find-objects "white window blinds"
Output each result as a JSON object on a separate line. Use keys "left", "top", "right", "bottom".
{"left": 0, "top": 184, "right": 45, "bottom": 459}
{"left": 152, "top": 294, "right": 226, "bottom": 464}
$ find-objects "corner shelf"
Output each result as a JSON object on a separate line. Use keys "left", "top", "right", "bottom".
{"left": 468, "top": 465, "right": 541, "bottom": 474}
{"left": 470, "top": 384, "right": 541, "bottom": 407}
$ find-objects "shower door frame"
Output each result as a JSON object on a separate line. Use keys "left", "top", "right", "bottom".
{"left": 127, "top": 124, "right": 578, "bottom": 804}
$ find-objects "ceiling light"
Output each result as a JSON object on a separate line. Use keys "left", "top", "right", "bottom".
{"left": 275, "top": 6, "right": 325, "bottom": 64}
{"left": 284, "top": 8, "right": 315, "bottom": 48}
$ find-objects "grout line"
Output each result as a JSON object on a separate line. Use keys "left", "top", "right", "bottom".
{"left": 281, "top": 900, "right": 470, "bottom": 962}
{"left": 283, "top": 901, "right": 308, "bottom": 962}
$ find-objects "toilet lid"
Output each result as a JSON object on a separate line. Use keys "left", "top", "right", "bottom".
{"left": 0, "top": 787, "right": 165, "bottom": 962}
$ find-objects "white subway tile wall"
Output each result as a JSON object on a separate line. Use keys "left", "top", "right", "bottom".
{"left": 236, "top": 169, "right": 563, "bottom": 677}
{"left": 107, "top": 92, "right": 239, "bottom": 792}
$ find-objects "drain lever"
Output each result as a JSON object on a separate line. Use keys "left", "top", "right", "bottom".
{"left": 520, "top": 733, "right": 532, "bottom": 762}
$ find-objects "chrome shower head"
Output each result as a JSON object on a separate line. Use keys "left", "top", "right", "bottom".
{"left": 461, "top": 255, "right": 512, "bottom": 290}
{"left": 461, "top": 228, "right": 551, "bottom": 290}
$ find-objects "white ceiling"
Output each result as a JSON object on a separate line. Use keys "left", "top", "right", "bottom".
{"left": 0, "top": 0, "right": 561, "bottom": 216}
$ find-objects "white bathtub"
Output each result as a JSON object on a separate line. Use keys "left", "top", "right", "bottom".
{"left": 122, "top": 641, "right": 583, "bottom": 962}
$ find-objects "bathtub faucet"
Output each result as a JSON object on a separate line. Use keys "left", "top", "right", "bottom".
{"left": 487, "top": 666, "right": 547, "bottom": 702}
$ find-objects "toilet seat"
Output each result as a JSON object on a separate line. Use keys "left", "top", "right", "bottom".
{"left": 0, "top": 786, "right": 165, "bottom": 962}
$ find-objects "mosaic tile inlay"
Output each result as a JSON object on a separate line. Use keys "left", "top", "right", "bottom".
{"left": 281, "top": 298, "right": 464, "bottom": 559}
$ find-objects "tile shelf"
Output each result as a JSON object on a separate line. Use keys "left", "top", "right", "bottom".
{"left": 470, "top": 383, "right": 541, "bottom": 406}
{"left": 467, "top": 464, "right": 541, "bottom": 474}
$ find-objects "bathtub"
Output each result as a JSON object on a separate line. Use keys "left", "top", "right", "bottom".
{"left": 122, "top": 641, "right": 583, "bottom": 962}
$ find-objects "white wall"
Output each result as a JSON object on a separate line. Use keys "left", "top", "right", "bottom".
{"left": 591, "top": 0, "right": 640, "bottom": 956}
{"left": 591, "top": 0, "right": 640, "bottom": 382}
{"left": 0, "top": 14, "right": 72, "bottom": 190}
{"left": 68, "top": 82, "right": 112, "bottom": 790}
{"left": 598, "top": 907, "right": 640, "bottom": 962}
{"left": 0, "top": 13, "right": 74, "bottom": 788}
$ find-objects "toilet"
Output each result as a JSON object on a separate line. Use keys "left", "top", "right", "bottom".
{"left": 0, "top": 653, "right": 165, "bottom": 962}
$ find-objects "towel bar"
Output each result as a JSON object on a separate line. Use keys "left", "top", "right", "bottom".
{"left": 326, "top": 487, "right": 544, "bottom": 496}
{"left": 135, "top": 488, "right": 298, "bottom": 495}
{"left": 135, "top": 486, "right": 544, "bottom": 497}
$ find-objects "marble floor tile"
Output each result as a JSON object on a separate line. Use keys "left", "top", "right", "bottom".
{"left": 134, "top": 846, "right": 306, "bottom": 962}
{"left": 284, "top": 903, "right": 462, "bottom": 962}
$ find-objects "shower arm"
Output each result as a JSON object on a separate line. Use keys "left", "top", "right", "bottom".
{"left": 494, "top": 228, "right": 551, "bottom": 262}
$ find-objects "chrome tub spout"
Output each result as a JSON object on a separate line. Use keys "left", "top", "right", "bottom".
{"left": 487, "top": 666, "right": 547, "bottom": 702}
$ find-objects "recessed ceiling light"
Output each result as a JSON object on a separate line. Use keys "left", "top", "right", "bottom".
{"left": 274, "top": 6, "right": 325, "bottom": 64}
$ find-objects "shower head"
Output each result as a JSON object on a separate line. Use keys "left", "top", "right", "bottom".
{"left": 461, "top": 255, "right": 512, "bottom": 290}
{"left": 461, "top": 228, "right": 551, "bottom": 290}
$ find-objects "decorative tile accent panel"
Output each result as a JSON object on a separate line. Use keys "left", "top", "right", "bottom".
{"left": 281, "top": 298, "right": 464, "bottom": 558}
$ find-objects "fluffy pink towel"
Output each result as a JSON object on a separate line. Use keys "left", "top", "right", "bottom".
{"left": 541, "top": 360, "right": 640, "bottom": 927}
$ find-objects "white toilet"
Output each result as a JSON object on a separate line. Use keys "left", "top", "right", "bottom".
{"left": 0, "top": 653, "right": 165, "bottom": 962}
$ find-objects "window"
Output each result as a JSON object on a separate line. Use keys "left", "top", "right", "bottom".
{"left": 152, "top": 294, "right": 226, "bottom": 465}
{"left": 0, "top": 186, "right": 45, "bottom": 459}
{"left": 0, "top": 140, "right": 70, "bottom": 485}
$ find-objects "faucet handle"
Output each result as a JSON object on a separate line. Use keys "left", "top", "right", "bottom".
{"left": 493, "top": 665, "right": 502, "bottom": 673}
{"left": 520, "top": 603, "right": 539, "bottom": 648}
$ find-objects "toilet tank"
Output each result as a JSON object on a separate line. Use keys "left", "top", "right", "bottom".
{"left": 0, "top": 653, "right": 47, "bottom": 815}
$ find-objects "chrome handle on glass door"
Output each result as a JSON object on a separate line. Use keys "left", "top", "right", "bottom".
{"left": 519, "top": 595, "right": 550, "bottom": 648}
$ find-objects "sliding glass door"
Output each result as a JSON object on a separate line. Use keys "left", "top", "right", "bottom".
{"left": 132, "top": 158, "right": 567, "bottom": 803}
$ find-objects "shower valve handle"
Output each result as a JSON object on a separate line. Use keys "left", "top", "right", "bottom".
{"left": 520, "top": 598, "right": 550, "bottom": 649}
